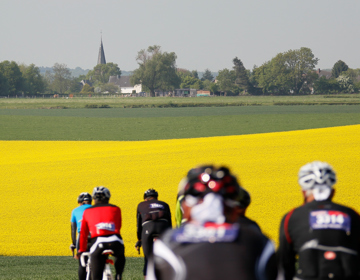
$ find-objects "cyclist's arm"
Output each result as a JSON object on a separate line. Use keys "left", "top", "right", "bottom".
{"left": 166, "top": 204, "right": 173, "bottom": 228}
{"left": 136, "top": 206, "right": 142, "bottom": 241}
{"left": 78, "top": 214, "right": 89, "bottom": 253}
{"left": 175, "top": 197, "right": 182, "bottom": 228}
{"left": 71, "top": 222, "right": 77, "bottom": 246}
{"left": 277, "top": 215, "right": 296, "bottom": 280}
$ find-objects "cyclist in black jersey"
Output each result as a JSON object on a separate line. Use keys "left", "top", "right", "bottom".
{"left": 147, "top": 165, "right": 277, "bottom": 280}
{"left": 277, "top": 161, "right": 360, "bottom": 280}
{"left": 236, "top": 187, "right": 262, "bottom": 232}
{"left": 135, "top": 189, "right": 172, "bottom": 277}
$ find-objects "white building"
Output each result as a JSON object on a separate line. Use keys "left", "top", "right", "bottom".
{"left": 108, "top": 75, "right": 142, "bottom": 94}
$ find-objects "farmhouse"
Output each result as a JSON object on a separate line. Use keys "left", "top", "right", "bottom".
{"left": 108, "top": 75, "right": 142, "bottom": 94}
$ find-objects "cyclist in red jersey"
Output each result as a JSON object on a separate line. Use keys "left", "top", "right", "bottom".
{"left": 77, "top": 186, "right": 125, "bottom": 280}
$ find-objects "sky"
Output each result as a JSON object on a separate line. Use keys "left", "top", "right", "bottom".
{"left": 1, "top": 0, "right": 360, "bottom": 72}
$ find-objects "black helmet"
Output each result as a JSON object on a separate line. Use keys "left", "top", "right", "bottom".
{"left": 144, "top": 188, "right": 158, "bottom": 200}
{"left": 78, "top": 192, "right": 92, "bottom": 203}
{"left": 180, "top": 165, "right": 241, "bottom": 201}
{"left": 237, "top": 188, "right": 251, "bottom": 208}
{"left": 92, "top": 186, "right": 111, "bottom": 201}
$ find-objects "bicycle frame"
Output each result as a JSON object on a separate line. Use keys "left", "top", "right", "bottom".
{"left": 80, "top": 250, "right": 114, "bottom": 280}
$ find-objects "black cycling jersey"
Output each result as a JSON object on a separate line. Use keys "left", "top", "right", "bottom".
{"left": 136, "top": 199, "right": 172, "bottom": 275}
{"left": 147, "top": 221, "right": 277, "bottom": 280}
{"left": 277, "top": 199, "right": 360, "bottom": 280}
{"left": 238, "top": 216, "right": 262, "bottom": 232}
{"left": 137, "top": 199, "right": 172, "bottom": 240}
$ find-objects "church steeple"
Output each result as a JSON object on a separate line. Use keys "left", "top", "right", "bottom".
{"left": 97, "top": 34, "right": 106, "bottom": 65}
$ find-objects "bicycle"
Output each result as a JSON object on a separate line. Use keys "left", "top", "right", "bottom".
{"left": 80, "top": 249, "right": 115, "bottom": 280}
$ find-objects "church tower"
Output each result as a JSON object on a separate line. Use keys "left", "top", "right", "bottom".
{"left": 97, "top": 35, "right": 106, "bottom": 65}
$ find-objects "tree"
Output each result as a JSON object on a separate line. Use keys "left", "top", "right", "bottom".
{"left": 233, "top": 57, "right": 250, "bottom": 92}
{"left": 202, "top": 69, "right": 214, "bottom": 81}
{"left": 341, "top": 68, "right": 360, "bottom": 83}
{"left": 131, "top": 45, "right": 180, "bottom": 96}
{"left": 332, "top": 60, "right": 348, "bottom": 78}
{"left": 253, "top": 47, "right": 319, "bottom": 95}
{"left": 99, "top": 83, "right": 119, "bottom": 94}
{"left": 0, "top": 60, "right": 25, "bottom": 95}
{"left": 80, "top": 83, "right": 94, "bottom": 94}
{"left": 337, "top": 75, "right": 354, "bottom": 93}
{"left": 191, "top": 70, "right": 199, "bottom": 79}
{"left": 86, "top": 63, "right": 121, "bottom": 85}
{"left": 180, "top": 75, "right": 203, "bottom": 89}
{"left": 51, "top": 63, "right": 72, "bottom": 94}
{"left": 0, "top": 71, "right": 9, "bottom": 96}
{"left": 207, "top": 82, "right": 219, "bottom": 95}
{"left": 216, "top": 69, "right": 239, "bottom": 95}
{"left": 19, "top": 64, "right": 45, "bottom": 95}
{"left": 313, "top": 77, "right": 340, "bottom": 94}
{"left": 67, "top": 78, "right": 82, "bottom": 93}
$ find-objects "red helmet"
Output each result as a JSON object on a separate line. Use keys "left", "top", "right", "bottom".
{"left": 180, "top": 165, "right": 241, "bottom": 201}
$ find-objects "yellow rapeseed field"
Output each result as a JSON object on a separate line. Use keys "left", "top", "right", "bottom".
{"left": 0, "top": 125, "right": 359, "bottom": 256}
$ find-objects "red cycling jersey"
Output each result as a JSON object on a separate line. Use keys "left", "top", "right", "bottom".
{"left": 79, "top": 203, "right": 122, "bottom": 253}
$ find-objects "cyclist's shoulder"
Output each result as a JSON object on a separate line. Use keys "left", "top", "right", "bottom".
{"left": 72, "top": 204, "right": 89, "bottom": 214}
{"left": 85, "top": 203, "right": 119, "bottom": 211}
{"left": 157, "top": 199, "right": 171, "bottom": 207}
{"left": 330, "top": 201, "right": 359, "bottom": 214}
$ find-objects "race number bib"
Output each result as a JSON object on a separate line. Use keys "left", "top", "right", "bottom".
{"left": 171, "top": 223, "right": 239, "bottom": 243}
{"left": 309, "top": 210, "right": 351, "bottom": 232}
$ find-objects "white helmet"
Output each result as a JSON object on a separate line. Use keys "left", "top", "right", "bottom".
{"left": 298, "top": 161, "right": 336, "bottom": 191}
{"left": 92, "top": 186, "right": 111, "bottom": 201}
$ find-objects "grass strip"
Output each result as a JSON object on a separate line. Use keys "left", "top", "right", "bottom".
{"left": 0, "top": 256, "right": 143, "bottom": 280}
{"left": 1, "top": 95, "right": 360, "bottom": 109}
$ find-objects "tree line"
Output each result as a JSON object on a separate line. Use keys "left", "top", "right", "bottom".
{"left": 1, "top": 46, "right": 359, "bottom": 96}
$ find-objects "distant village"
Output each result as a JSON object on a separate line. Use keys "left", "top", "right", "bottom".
{"left": 74, "top": 39, "right": 212, "bottom": 97}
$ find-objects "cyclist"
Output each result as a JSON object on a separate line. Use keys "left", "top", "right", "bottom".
{"left": 70, "top": 192, "right": 92, "bottom": 280}
{"left": 77, "top": 186, "right": 125, "bottom": 280}
{"left": 147, "top": 165, "right": 277, "bottom": 280}
{"left": 175, "top": 194, "right": 186, "bottom": 228}
{"left": 236, "top": 187, "right": 262, "bottom": 232}
{"left": 135, "top": 188, "right": 172, "bottom": 277}
{"left": 277, "top": 161, "right": 360, "bottom": 280}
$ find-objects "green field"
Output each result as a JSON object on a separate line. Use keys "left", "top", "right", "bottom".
{"left": 1, "top": 105, "right": 360, "bottom": 140}
{"left": 1, "top": 97, "right": 360, "bottom": 279}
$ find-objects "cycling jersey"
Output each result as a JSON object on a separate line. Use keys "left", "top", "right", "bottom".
{"left": 79, "top": 203, "right": 122, "bottom": 253}
{"left": 71, "top": 204, "right": 92, "bottom": 280}
{"left": 278, "top": 199, "right": 360, "bottom": 280}
{"left": 137, "top": 199, "right": 172, "bottom": 240}
{"left": 147, "top": 221, "right": 277, "bottom": 280}
{"left": 79, "top": 203, "right": 125, "bottom": 280}
{"left": 175, "top": 195, "right": 187, "bottom": 227}
{"left": 238, "top": 216, "right": 262, "bottom": 232}
{"left": 71, "top": 204, "right": 92, "bottom": 233}
{"left": 137, "top": 199, "right": 172, "bottom": 276}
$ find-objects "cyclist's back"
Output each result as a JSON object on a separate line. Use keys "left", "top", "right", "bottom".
{"left": 147, "top": 165, "right": 277, "bottom": 280}
{"left": 150, "top": 221, "right": 276, "bottom": 280}
{"left": 78, "top": 186, "right": 125, "bottom": 280}
{"left": 277, "top": 161, "right": 360, "bottom": 280}
{"left": 136, "top": 189, "right": 172, "bottom": 276}
{"left": 279, "top": 199, "right": 360, "bottom": 280}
